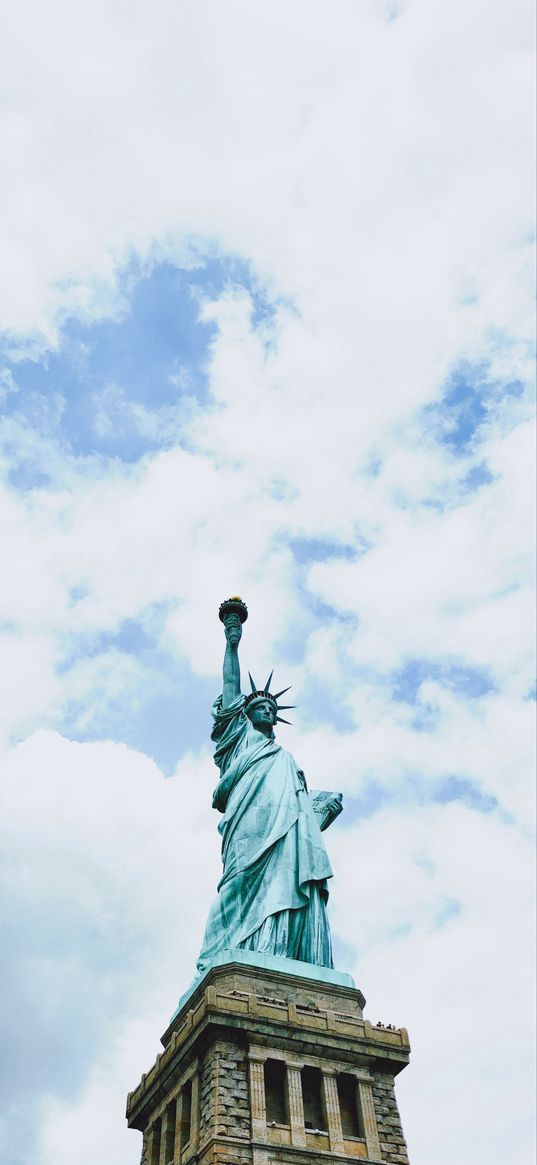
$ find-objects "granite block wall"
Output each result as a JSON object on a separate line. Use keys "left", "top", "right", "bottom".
{"left": 372, "top": 1072, "right": 410, "bottom": 1164}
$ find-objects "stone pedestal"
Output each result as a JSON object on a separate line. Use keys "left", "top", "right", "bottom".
{"left": 126, "top": 960, "right": 411, "bottom": 1164}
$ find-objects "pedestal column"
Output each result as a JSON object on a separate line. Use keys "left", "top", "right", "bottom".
{"left": 145, "top": 1122, "right": 158, "bottom": 1165}
{"left": 248, "top": 1051, "right": 267, "bottom": 1140}
{"left": 189, "top": 1072, "right": 200, "bottom": 1156}
{"left": 322, "top": 1068, "right": 345, "bottom": 1154}
{"left": 358, "top": 1078, "right": 382, "bottom": 1161}
{"left": 172, "top": 1093, "right": 183, "bottom": 1163}
{"left": 159, "top": 1105, "right": 172, "bottom": 1165}
{"left": 286, "top": 1061, "right": 306, "bottom": 1148}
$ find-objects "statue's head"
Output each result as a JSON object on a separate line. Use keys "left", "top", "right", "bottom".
{"left": 244, "top": 671, "right": 295, "bottom": 735}
{"left": 246, "top": 696, "right": 278, "bottom": 737}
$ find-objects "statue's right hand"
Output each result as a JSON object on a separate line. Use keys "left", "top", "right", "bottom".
{"left": 224, "top": 614, "right": 242, "bottom": 647}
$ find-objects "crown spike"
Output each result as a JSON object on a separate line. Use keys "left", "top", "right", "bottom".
{"left": 276, "top": 716, "right": 292, "bottom": 725}
{"left": 248, "top": 671, "right": 257, "bottom": 693}
{"left": 264, "top": 670, "right": 274, "bottom": 693}
{"left": 276, "top": 705, "right": 295, "bottom": 711}
{"left": 273, "top": 685, "right": 292, "bottom": 700}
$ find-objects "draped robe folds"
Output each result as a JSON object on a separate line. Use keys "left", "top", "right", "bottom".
{"left": 197, "top": 694, "right": 336, "bottom": 974}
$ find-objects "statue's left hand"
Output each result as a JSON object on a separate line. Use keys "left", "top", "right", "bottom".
{"left": 311, "top": 790, "right": 343, "bottom": 830}
{"left": 325, "top": 794, "right": 343, "bottom": 823}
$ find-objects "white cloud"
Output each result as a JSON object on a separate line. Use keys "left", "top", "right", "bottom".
{"left": 331, "top": 803, "right": 535, "bottom": 1165}
{"left": 308, "top": 416, "right": 535, "bottom": 682}
{"left": 0, "top": 0, "right": 533, "bottom": 351}
{"left": 0, "top": 732, "right": 219, "bottom": 1162}
{"left": 0, "top": 1, "right": 534, "bottom": 1163}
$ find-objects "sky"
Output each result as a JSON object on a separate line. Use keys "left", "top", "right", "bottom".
{"left": 0, "top": 2, "right": 535, "bottom": 1163}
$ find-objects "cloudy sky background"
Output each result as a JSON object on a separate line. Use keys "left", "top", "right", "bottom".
{"left": 0, "top": 2, "right": 535, "bottom": 1163}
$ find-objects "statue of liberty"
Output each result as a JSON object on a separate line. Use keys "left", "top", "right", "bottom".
{"left": 197, "top": 598, "right": 343, "bottom": 974}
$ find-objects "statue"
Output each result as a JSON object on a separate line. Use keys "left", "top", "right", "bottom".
{"left": 196, "top": 597, "right": 343, "bottom": 974}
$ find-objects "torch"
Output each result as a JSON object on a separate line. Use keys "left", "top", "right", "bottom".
{"left": 218, "top": 596, "right": 249, "bottom": 626}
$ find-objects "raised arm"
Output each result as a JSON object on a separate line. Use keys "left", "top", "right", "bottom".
{"left": 222, "top": 613, "right": 242, "bottom": 707}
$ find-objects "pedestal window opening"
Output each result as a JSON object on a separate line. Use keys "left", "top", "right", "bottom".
{"left": 264, "top": 1058, "right": 288, "bottom": 1124}
{"left": 164, "top": 1100, "right": 176, "bottom": 1161}
{"left": 180, "top": 1079, "right": 192, "bottom": 1148}
{"left": 337, "top": 1072, "right": 363, "bottom": 1138}
{"left": 301, "top": 1065, "right": 326, "bottom": 1132}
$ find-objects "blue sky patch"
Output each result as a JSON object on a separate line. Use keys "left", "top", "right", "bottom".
{"left": 288, "top": 537, "right": 358, "bottom": 565}
{"left": 392, "top": 657, "right": 494, "bottom": 703}
{"left": 343, "top": 782, "right": 391, "bottom": 822}
{"left": 433, "top": 897, "right": 462, "bottom": 928}
{"left": 60, "top": 656, "right": 217, "bottom": 775}
{"left": 431, "top": 775, "right": 498, "bottom": 813}
{"left": 331, "top": 933, "right": 358, "bottom": 972}
{"left": 273, "top": 576, "right": 358, "bottom": 667}
{"left": 425, "top": 360, "right": 524, "bottom": 453}
{"left": 0, "top": 254, "right": 282, "bottom": 475}
{"left": 298, "top": 676, "right": 356, "bottom": 734}
{"left": 341, "top": 772, "right": 497, "bottom": 824}
{"left": 58, "top": 613, "right": 219, "bottom": 773}
{"left": 461, "top": 460, "right": 494, "bottom": 491}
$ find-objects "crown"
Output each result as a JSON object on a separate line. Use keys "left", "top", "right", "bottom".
{"left": 244, "top": 670, "right": 295, "bottom": 724}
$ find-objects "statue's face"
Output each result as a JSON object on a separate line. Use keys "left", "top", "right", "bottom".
{"left": 247, "top": 698, "right": 276, "bottom": 734}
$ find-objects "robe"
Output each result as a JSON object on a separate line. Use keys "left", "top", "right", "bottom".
{"left": 197, "top": 693, "right": 335, "bottom": 973}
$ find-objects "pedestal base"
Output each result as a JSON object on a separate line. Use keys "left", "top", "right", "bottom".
{"left": 171, "top": 948, "right": 356, "bottom": 1022}
{"left": 127, "top": 958, "right": 411, "bottom": 1164}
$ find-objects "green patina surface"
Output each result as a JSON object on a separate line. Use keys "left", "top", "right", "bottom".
{"left": 193, "top": 600, "right": 344, "bottom": 986}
